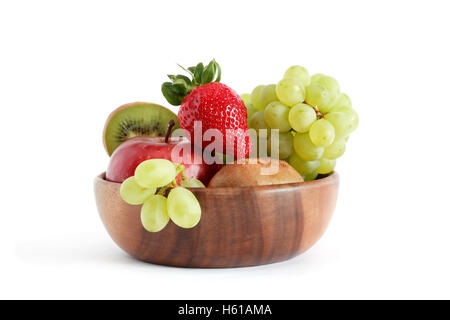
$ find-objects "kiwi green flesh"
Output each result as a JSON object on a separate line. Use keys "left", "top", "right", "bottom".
{"left": 105, "top": 103, "right": 180, "bottom": 155}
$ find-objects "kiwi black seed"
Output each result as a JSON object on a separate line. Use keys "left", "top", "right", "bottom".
{"left": 103, "top": 102, "right": 180, "bottom": 156}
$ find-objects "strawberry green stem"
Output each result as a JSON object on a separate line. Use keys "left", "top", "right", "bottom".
{"left": 161, "top": 59, "right": 221, "bottom": 106}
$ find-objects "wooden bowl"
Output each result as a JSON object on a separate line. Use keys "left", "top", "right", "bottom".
{"left": 94, "top": 172, "right": 339, "bottom": 268}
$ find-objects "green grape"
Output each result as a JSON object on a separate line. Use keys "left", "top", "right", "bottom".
{"left": 251, "top": 85, "right": 266, "bottom": 110}
{"left": 276, "top": 77, "right": 305, "bottom": 107}
{"left": 240, "top": 93, "right": 251, "bottom": 105}
{"left": 288, "top": 103, "right": 317, "bottom": 133}
{"left": 180, "top": 178, "right": 205, "bottom": 188}
{"left": 305, "top": 82, "right": 334, "bottom": 112}
{"left": 345, "top": 108, "right": 359, "bottom": 133}
{"left": 331, "top": 105, "right": 352, "bottom": 113}
{"left": 288, "top": 152, "right": 320, "bottom": 176}
{"left": 259, "top": 84, "right": 278, "bottom": 107}
{"left": 268, "top": 132, "right": 294, "bottom": 159}
{"left": 310, "top": 74, "right": 340, "bottom": 112}
{"left": 323, "top": 137, "right": 346, "bottom": 159}
{"left": 317, "top": 158, "right": 336, "bottom": 174}
{"left": 135, "top": 159, "right": 176, "bottom": 188}
{"left": 255, "top": 134, "right": 269, "bottom": 158}
{"left": 120, "top": 176, "right": 156, "bottom": 205}
{"left": 283, "top": 65, "right": 310, "bottom": 88}
{"left": 311, "top": 74, "right": 340, "bottom": 95}
{"left": 310, "top": 73, "right": 322, "bottom": 83}
{"left": 249, "top": 110, "right": 270, "bottom": 135}
{"left": 330, "top": 95, "right": 358, "bottom": 133}
{"left": 140, "top": 194, "right": 170, "bottom": 232}
{"left": 293, "top": 132, "right": 324, "bottom": 160}
{"left": 167, "top": 187, "right": 201, "bottom": 229}
{"left": 331, "top": 93, "right": 351, "bottom": 110}
{"left": 324, "top": 112, "right": 353, "bottom": 138}
{"left": 309, "top": 119, "right": 335, "bottom": 147}
{"left": 246, "top": 103, "right": 257, "bottom": 123}
{"left": 264, "top": 101, "right": 292, "bottom": 133}
{"left": 304, "top": 171, "right": 319, "bottom": 181}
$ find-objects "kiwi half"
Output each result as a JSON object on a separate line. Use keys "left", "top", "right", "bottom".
{"left": 103, "top": 102, "right": 180, "bottom": 156}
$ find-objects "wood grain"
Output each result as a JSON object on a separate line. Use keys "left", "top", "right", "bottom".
{"left": 94, "top": 172, "right": 339, "bottom": 268}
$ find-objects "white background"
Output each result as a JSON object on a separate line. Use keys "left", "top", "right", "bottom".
{"left": 1, "top": 0, "right": 449, "bottom": 299}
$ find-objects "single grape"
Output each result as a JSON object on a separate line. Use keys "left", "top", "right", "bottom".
{"left": 283, "top": 65, "right": 310, "bottom": 88}
{"left": 288, "top": 152, "right": 320, "bottom": 176}
{"left": 310, "top": 73, "right": 324, "bottom": 83}
{"left": 167, "top": 187, "right": 201, "bottom": 229}
{"left": 264, "top": 101, "right": 292, "bottom": 133}
{"left": 310, "top": 74, "right": 340, "bottom": 112}
{"left": 135, "top": 159, "right": 177, "bottom": 188}
{"left": 251, "top": 85, "right": 266, "bottom": 110}
{"left": 317, "top": 158, "right": 336, "bottom": 174}
{"left": 268, "top": 131, "right": 294, "bottom": 159}
{"left": 311, "top": 74, "right": 340, "bottom": 95}
{"left": 249, "top": 110, "right": 270, "bottom": 136}
{"left": 259, "top": 84, "right": 278, "bottom": 107}
{"left": 254, "top": 134, "right": 270, "bottom": 158}
{"left": 240, "top": 93, "right": 251, "bottom": 105}
{"left": 246, "top": 103, "right": 257, "bottom": 124}
{"left": 304, "top": 171, "right": 319, "bottom": 181}
{"left": 323, "top": 137, "right": 346, "bottom": 159}
{"left": 293, "top": 132, "right": 324, "bottom": 160}
{"left": 120, "top": 176, "right": 156, "bottom": 205}
{"left": 276, "top": 77, "right": 305, "bottom": 107}
{"left": 309, "top": 118, "right": 335, "bottom": 147}
{"left": 324, "top": 112, "right": 353, "bottom": 138}
{"left": 288, "top": 103, "right": 317, "bottom": 133}
{"left": 331, "top": 105, "right": 352, "bottom": 113}
{"left": 180, "top": 178, "right": 205, "bottom": 188}
{"left": 345, "top": 108, "right": 359, "bottom": 133}
{"left": 140, "top": 194, "right": 170, "bottom": 232}
{"left": 305, "top": 82, "right": 333, "bottom": 112}
{"left": 331, "top": 93, "right": 351, "bottom": 110}
{"left": 330, "top": 96, "right": 358, "bottom": 133}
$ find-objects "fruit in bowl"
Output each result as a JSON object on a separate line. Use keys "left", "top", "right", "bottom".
{"left": 208, "top": 158, "right": 303, "bottom": 187}
{"left": 106, "top": 136, "right": 220, "bottom": 185}
{"left": 243, "top": 65, "right": 358, "bottom": 180}
{"left": 94, "top": 60, "right": 357, "bottom": 268}
{"left": 162, "top": 60, "right": 252, "bottom": 159}
{"left": 118, "top": 159, "right": 204, "bottom": 233}
{"left": 104, "top": 102, "right": 221, "bottom": 185}
{"left": 103, "top": 102, "right": 180, "bottom": 156}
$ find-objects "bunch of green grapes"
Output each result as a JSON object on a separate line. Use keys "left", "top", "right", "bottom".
{"left": 242, "top": 65, "right": 358, "bottom": 181}
{"left": 119, "top": 159, "right": 204, "bottom": 232}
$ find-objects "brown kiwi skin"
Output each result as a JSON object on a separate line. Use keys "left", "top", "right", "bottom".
{"left": 208, "top": 158, "right": 303, "bottom": 187}
{"left": 102, "top": 102, "right": 176, "bottom": 156}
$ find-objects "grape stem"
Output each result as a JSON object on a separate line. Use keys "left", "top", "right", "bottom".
{"left": 157, "top": 185, "right": 169, "bottom": 196}
{"left": 312, "top": 105, "right": 327, "bottom": 119}
{"left": 175, "top": 164, "right": 189, "bottom": 181}
{"left": 156, "top": 164, "right": 186, "bottom": 195}
{"left": 176, "top": 164, "right": 185, "bottom": 176}
{"left": 161, "top": 164, "right": 189, "bottom": 195}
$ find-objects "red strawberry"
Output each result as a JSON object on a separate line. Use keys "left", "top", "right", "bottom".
{"left": 162, "top": 60, "right": 252, "bottom": 158}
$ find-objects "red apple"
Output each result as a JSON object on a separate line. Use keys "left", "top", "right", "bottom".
{"left": 106, "top": 136, "right": 220, "bottom": 185}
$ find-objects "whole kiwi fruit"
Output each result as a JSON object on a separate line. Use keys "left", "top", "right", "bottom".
{"left": 208, "top": 158, "right": 303, "bottom": 187}
{"left": 103, "top": 102, "right": 180, "bottom": 156}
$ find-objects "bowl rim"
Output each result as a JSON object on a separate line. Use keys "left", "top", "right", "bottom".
{"left": 95, "top": 171, "right": 339, "bottom": 193}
